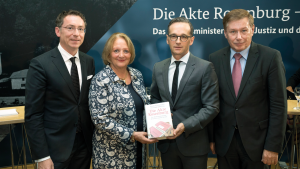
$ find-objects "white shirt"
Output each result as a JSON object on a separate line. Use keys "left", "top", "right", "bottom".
{"left": 36, "top": 44, "right": 82, "bottom": 163}
{"left": 58, "top": 43, "right": 82, "bottom": 90}
{"left": 230, "top": 44, "right": 251, "bottom": 76}
{"left": 168, "top": 52, "right": 190, "bottom": 95}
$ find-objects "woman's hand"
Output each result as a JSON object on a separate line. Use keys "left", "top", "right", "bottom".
{"left": 133, "top": 132, "right": 158, "bottom": 144}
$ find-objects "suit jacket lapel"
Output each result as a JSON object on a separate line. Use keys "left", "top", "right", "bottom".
{"left": 79, "top": 53, "right": 86, "bottom": 103}
{"left": 173, "top": 54, "right": 195, "bottom": 105}
{"left": 221, "top": 47, "right": 236, "bottom": 99}
{"left": 162, "top": 58, "right": 173, "bottom": 106}
{"left": 236, "top": 42, "right": 259, "bottom": 100}
{"left": 51, "top": 47, "right": 77, "bottom": 100}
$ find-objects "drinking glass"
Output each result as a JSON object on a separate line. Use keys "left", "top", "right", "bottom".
{"left": 294, "top": 87, "right": 300, "bottom": 110}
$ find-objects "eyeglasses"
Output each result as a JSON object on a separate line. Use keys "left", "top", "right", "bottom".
{"left": 168, "top": 34, "right": 192, "bottom": 42}
{"left": 62, "top": 26, "right": 86, "bottom": 33}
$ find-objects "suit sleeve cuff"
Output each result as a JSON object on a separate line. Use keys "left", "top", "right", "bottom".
{"left": 35, "top": 156, "right": 50, "bottom": 162}
{"left": 182, "top": 119, "right": 202, "bottom": 138}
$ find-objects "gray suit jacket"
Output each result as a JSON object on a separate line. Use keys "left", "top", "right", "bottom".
{"left": 150, "top": 53, "right": 219, "bottom": 156}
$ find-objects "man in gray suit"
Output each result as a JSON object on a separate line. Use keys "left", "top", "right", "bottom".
{"left": 150, "top": 17, "right": 219, "bottom": 169}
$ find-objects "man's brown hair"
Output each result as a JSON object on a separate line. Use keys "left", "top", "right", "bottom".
{"left": 168, "top": 17, "right": 194, "bottom": 36}
{"left": 223, "top": 9, "right": 254, "bottom": 30}
{"left": 56, "top": 10, "right": 87, "bottom": 28}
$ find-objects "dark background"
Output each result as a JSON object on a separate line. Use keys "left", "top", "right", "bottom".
{"left": 0, "top": 0, "right": 137, "bottom": 74}
{"left": 0, "top": 0, "right": 137, "bottom": 167}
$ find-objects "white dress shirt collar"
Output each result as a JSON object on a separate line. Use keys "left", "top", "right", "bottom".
{"left": 168, "top": 51, "right": 190, "bottom": 95}
{"left": 57, "top": 43, "right": 82, "bottom": 91}
{"left": 58, "top": 43, "right": 79, "bottom": 61}
{"left": 170, "top": 51, "right": 190, "bottom": 65}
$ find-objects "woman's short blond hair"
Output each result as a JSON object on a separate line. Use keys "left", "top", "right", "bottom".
{"left": 102, "top": 32, "right": 135, "bottom": 65}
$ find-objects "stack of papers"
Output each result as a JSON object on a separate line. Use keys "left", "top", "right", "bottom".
{"left": 0, "top": 109, "right": 18, "bottom": 117}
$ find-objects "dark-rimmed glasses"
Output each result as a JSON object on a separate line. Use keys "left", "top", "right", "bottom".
{"left": 168, "top": 34, "right": 192, "bottom": 42}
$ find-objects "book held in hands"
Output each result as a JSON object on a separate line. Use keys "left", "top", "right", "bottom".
{"left": 145, "top": 102, "right": 174, "bottom": 140}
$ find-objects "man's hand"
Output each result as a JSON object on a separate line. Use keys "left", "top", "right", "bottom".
{"left": 287, "top": 86, "right": 294, "bottom": 93}
{"left": 38, "top": 158, "right": 54, "bottom": 169}
{"left": 210, "top": 142, "right": 216, "bottom": 154}
{"left": 167, "top": 123, "right": 185, "bottom": 139}
{"left": 134, "top": 132, "right": 158, "bottom": 144}
{"left": 261, "top": 149, "right": 278, "bottom": 165}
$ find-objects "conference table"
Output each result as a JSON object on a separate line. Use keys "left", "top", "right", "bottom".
{"left": 0, "top": 106, "right": 27, "bottom": 169}
{"left": 287, "top": 100, "right": 300, "bottom": 168}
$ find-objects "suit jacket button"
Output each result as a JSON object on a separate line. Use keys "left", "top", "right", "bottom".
{"left": 173, "top": 108, "right": 176, "bottom": 111}
{"left": 235, "top": 108, "right": 238, "bottom": 111}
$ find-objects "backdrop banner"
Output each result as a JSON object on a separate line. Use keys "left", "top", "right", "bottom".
{"left": 88, "top": 0, "right": 300, "bottom": 88}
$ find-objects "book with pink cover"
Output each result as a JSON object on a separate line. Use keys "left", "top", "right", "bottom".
{"left": 145, "top": 102, "right": 174, "bottom": 140}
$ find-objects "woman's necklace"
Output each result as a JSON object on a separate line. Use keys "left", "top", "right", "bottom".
{"left": 119, "top": 71, "right": 128, "bottom": 83}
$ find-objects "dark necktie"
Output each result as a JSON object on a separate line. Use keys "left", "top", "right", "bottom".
{"left": 172, "top": 61, "right": 182, "bottom": 102}
{"left": 70, "top": 57, "right": 80, "bottom": 100}
{"left": 70, "top": 57, "right": 81, "bottom": 132}
{"left": 232, "top": 53, "right": 242, "bottom": 97}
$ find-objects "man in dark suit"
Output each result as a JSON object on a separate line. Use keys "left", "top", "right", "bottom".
{"left": 25, "top": 10, "right": 95, "bottom": 169}
{"left": 209, "top": 9, "right": 286, "bottom": 169}
{"left": 150, "top": 17, "right": 219, "bottom": 169}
